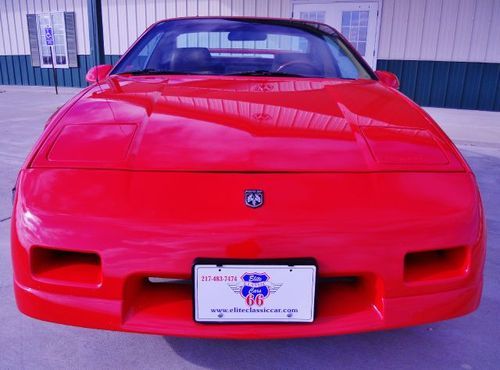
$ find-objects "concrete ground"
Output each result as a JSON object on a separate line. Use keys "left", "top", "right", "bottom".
{"left": 0, "top": 85, "right": 499, "bottom": 370}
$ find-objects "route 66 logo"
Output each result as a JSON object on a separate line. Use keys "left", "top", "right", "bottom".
{"left": 228, "top": 272, "right": 282, "bottom": 306}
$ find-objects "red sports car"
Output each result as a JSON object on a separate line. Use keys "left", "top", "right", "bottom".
{"left": 12, "top": 17, "right": 485, "bottom": 339}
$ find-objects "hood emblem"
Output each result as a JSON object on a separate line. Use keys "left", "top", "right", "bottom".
{"left": 245, "top": 189, "right": 264, "bottom": 208}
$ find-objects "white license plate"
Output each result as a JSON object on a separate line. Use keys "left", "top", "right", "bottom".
{"left": 194, "top": 264, "right": 316, "bottom": 323}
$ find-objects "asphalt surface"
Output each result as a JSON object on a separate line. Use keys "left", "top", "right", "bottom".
{"left": 0, "top": 85, "right": 499, "bottom": 370}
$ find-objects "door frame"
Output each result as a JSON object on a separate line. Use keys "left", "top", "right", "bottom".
{"left": 291, "top": 0, "right": 383, "bottom": 70}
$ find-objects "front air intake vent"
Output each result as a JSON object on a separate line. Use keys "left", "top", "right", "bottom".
{"left": 30, "top": 247, "right": 102, "bottom": 287}
{"left": 404, "top": 247, "right": 468, "bottom": 282}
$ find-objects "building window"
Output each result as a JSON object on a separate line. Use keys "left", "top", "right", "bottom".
{"left": 299, "top": 11, "right": 326, "bottom": 24}
{"left": 341, "top": 11, "right": 369, "bottom": 56}
{"left": 36, "top": 12, "right": 69, "bottom": 68}
{"left": 297, "top": 11, "right": 326, "bottom": 51}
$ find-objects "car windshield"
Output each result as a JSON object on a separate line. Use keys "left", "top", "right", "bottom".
{"left": 112, "top": 18, "right": 373, "bottom": 80}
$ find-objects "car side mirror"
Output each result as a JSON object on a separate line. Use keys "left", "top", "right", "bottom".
{"left": 375, "top": 71, "right": 400, "bottom": 90}
{"left": 85, "top": 64, "right": 113, "bottom": 84}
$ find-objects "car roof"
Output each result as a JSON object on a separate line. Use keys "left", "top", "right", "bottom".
{"left": 149, "top": 15, "right": 338, "bottom": 32}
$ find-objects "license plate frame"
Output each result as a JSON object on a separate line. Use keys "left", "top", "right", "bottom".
{"left": 193, "top": 259, "right": 317, "bottom": 323}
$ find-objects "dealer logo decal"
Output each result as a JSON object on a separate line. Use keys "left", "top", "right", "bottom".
{"left": 229, "top": 272, "right": 282, "bottom": 306}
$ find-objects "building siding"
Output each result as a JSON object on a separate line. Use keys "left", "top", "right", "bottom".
{"left": 378, "top": 0, "right": 500, "bottom": 63}
{"left": 0, "top": 0, "right": 499, "bottom": 112}
{"left": 377, "top": 59, "right": 500, "bottom": 111}
{"left": 377, "top": 0, "right": 500, "bottom": 111}
{"left": 0, "top": 0, "right": 90, "bottom": 56}
{"left": 0, "top": 0, "right": 93, "bottom": 88}
{"left": 101, "top": 0, "right": 291, "bottom": 55}
{"left": 0, "top": 54, "right": 94, "bottom": 87}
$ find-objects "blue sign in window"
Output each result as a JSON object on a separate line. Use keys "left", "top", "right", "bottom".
{"left": 44, "top": 27, "right": 54, "bottom": 46}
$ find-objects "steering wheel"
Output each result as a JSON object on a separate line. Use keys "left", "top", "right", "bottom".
{"left": 276, "top": 61, "right": 322, "bottom": 76}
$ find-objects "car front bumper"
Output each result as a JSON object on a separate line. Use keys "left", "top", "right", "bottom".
{"left": 12, "top": 169, "right": 486, "bottom": 338}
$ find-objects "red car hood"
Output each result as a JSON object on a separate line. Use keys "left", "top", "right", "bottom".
{"left": 32, "top": 76, "right": 465, "bottom": 172}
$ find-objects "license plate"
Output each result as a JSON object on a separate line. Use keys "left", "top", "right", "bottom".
{"left": 194, "top": 264, "right": 316, "bottom": 323}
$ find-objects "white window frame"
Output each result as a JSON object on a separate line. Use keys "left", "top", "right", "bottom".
{"left": 36, "top": 12, "right": 69, "bottom": 69}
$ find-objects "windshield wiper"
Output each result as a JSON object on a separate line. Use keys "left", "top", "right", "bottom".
{"left": 117, "top": 69, "right": 309, "bottom": 78}
{"left": 116, "top": 69, "right": 208, "bottom": 76}
{"left": 225, "top": 70, "right": 307, "bottom": 78}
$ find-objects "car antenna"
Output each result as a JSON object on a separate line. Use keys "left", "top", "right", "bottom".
{"left": 91, "top": 1, "right": 101, "bottom": 86}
